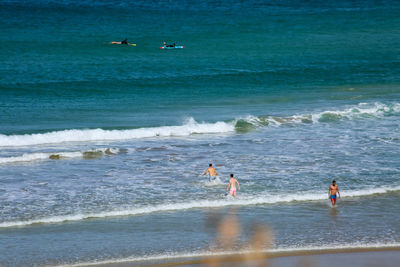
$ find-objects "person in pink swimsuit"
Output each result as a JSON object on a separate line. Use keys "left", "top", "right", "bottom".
{"left": 227, "top": 174, "right": 240, "bottom": 197}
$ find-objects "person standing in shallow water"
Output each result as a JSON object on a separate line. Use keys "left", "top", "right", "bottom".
{"left": 202, "top": 163, "right": 218, "bottom": 181}
{"left": 227, "top": 174, "right": 240, "bottom": 197}
{"left": 329, "top": 180, "right": 340, "bottom": 206}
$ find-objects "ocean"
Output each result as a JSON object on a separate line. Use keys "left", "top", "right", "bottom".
{"left": 1, "top": 0, "right": 400, "bottom": 266}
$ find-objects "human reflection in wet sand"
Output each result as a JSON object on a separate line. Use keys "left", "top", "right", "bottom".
{"left": 204, "top": 208, "right": 273, "bottom": 267}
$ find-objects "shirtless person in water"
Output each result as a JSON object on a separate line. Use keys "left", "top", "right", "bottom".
{"left": 227, "top": 174, "right": 240, "bottom": 197}
{"left": 202, "top": 164, "right": 218, "bottom": 181}
{"left": 329, "top": 180, "right": 340, "bottom": 206}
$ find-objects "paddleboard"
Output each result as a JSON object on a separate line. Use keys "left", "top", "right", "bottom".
{"left": 160, "top": 46, "right": 184, "bottom": 49}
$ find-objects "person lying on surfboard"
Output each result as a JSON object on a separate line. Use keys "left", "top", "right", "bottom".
{"left": 110, "top": 38, "right": 136, "bottom": 46}
{"left": 163, "top": 41, "right": 175, "bottom": 47}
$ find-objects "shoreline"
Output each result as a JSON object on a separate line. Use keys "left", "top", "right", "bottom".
{"left": 62, "top": 244, "right": 400, "bottom": 267}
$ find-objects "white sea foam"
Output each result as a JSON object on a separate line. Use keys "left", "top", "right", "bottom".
{"left": 0, "top": 152, "right": 52, "bottom": 164}
{"left": 56, "top": 242, "right": 400, "bottom": 267}
{"left": 0, "top": 103, "right": 398, "bottom": 147}
{"left": 0, "top": 148, "right": 120, "bottom": 164}
{"left": 204, "top": 176, "right": 225, "bottom": 186}
{"left": 0, "top": 152, "right": 81, "bottom": 164}
{"left": 1, "top": 185, "right": 399, "bottom": 228}
{"left": 0, "top": 118, "right": 234, "bottom": 147}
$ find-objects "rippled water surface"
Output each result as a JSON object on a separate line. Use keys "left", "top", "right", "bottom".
{"left": 1, "top": 0, "right": 400, "bottom": 266}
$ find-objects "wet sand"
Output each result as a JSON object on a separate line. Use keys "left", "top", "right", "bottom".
{"left": 85, "top": 246, "right": 400, "bottom": 267}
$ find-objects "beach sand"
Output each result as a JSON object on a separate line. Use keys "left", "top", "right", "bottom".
{"left": 86, "top": 246, "right": 400, "bottom": 267}
{"left": 269, "top": 250, "right": 400, "bottom": 267}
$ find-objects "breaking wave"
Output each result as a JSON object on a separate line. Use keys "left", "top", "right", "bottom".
{"left": 0, "top": 118, "right": 234, "bottom": 147}
{"left": 1, "top": 185, "right": 399, "bottom": 228}
{"left": 234, "top": 102, "right": 400, "bottom": 132}
{"left": 0, "top": 102, "right": 398, "bottom": 147}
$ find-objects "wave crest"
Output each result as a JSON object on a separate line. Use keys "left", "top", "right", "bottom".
{"left": 0, "top": 102, "right": 398, "bottom": 147}
{"left": 0, "top": 118, "right": 234, "bottom": 147}
{"left": 311, "top": 102, "right": 400, "bottom": 122}
{"left": 233, "top": 102, "right": 399, "bottom": 132}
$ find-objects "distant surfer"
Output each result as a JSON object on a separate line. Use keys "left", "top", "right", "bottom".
{"left": 329, "top": 180, "right": 340, "bottom": 206}
{"left": 110, "top": 38, "right": 135, "bottom": 46}
{"left": 163, "top": 41, "right": 175, "bottom": 48}
{"left": 202, "top": 163, "right": 218, "bottom": 181}
{"left": 227, "top": 174, "right": 240, "bottom": 197}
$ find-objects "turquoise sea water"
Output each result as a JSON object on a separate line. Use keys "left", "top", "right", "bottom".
{"left": 1, "top": 0, "right": 400, "bottom": 266}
